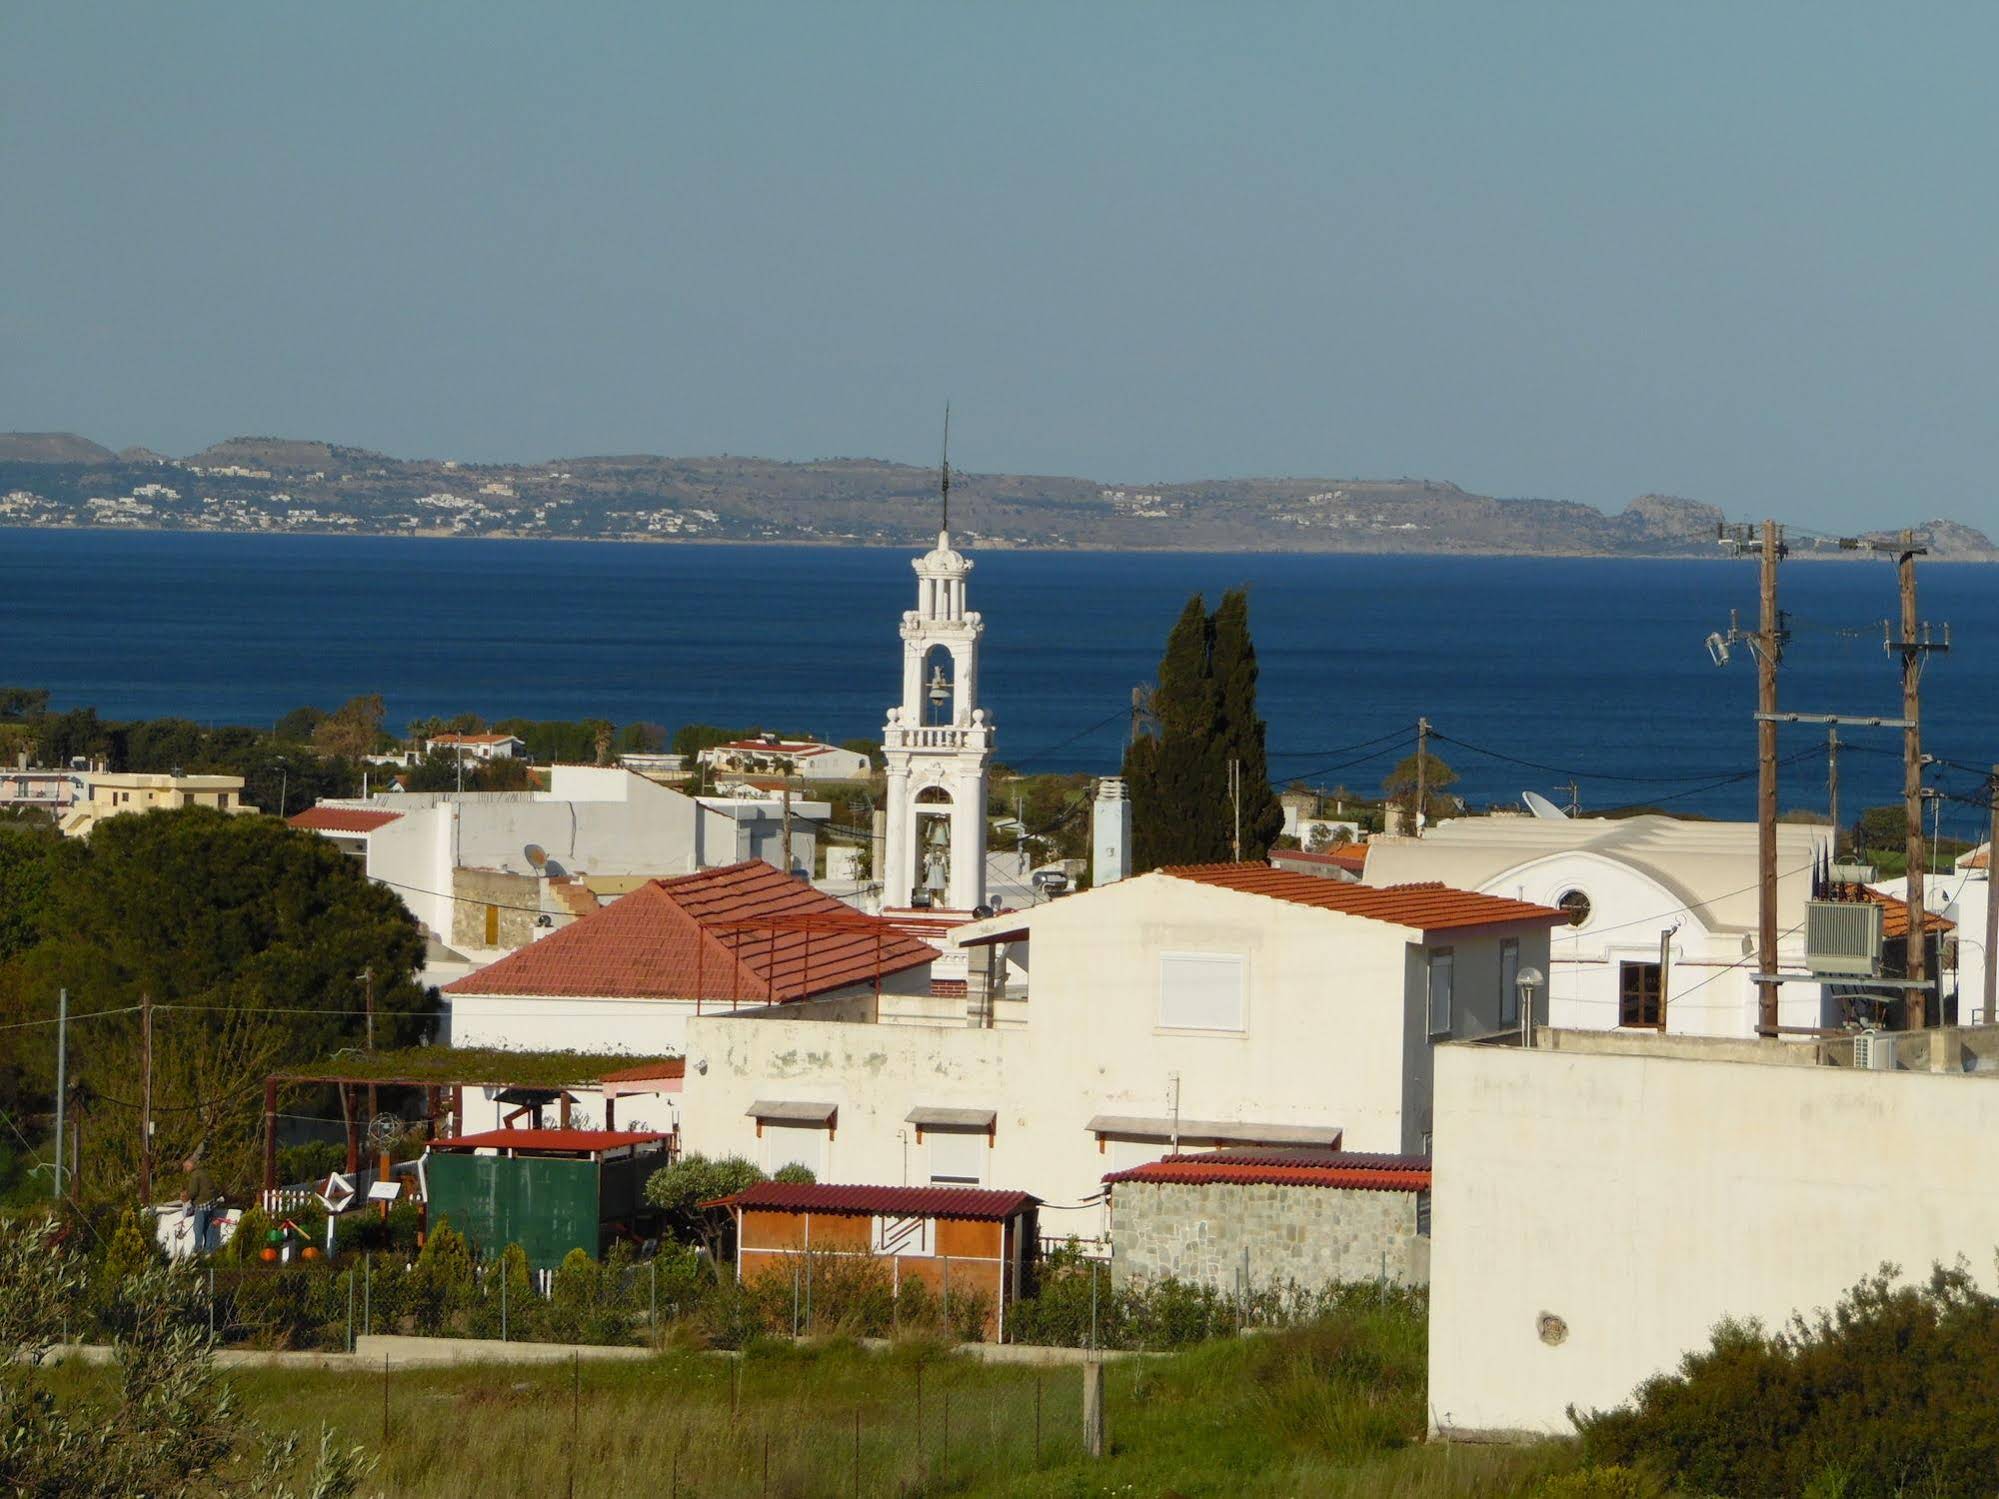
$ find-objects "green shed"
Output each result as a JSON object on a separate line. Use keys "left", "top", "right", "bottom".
{"left": 423, "top": 1128, "right": 673, "bottom": 1269}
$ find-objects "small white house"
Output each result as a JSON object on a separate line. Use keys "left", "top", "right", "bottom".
{"left": 675, "top": 863, "right": 1563, "bottom": 1236}
{"left": 426, "top": 732, "right": 528, "bottom": 762}
{"left": 1364, "top": 816, "right": 1838, "bottom": 1038}
{"left": 698, "top": 735, "right": 871, "bottom": 782}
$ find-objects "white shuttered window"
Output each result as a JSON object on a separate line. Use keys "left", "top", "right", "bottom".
{"left": 1158, "top": 952, "right": 1247, "bottom": 1033}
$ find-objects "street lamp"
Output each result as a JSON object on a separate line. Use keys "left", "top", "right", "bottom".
{"left": 1515, "top": 966, "right": 1545, "bottom": 1049}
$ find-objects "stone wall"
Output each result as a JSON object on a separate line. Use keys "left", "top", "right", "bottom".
{"left": 1110, "top": 1180, "right": 1428, "bottom": 1291}
{"left": 451, "top": 867, "right": 541, "bottom": 950}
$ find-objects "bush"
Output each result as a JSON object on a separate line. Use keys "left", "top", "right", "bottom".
{"left": 1576, "top": 1263, "right": 1999, "bottom": 1497}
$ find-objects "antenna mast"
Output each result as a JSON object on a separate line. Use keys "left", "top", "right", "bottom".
{"left": 940, "top": 401, "right": 951, "bottom": 536}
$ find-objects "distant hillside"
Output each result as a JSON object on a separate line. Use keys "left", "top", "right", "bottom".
{"left": 1, "top": 431, "right": 1994, "bottom": 558}
{"left": 0, "top": 431, "right": 116, "bottom": 464}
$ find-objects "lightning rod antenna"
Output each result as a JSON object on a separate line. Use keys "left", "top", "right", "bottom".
{"left": 940, "top": 401, "right": 951, "bottom": 537}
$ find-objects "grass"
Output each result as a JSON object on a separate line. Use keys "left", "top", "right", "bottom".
{"left": 40, "top": 1318, "right": 1583, "bottom": 1496}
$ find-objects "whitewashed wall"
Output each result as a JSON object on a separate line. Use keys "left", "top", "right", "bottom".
{"left": 1429, "top": 1041, "right": 1999, "bottom": 1437}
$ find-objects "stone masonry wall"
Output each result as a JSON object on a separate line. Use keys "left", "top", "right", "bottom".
{"left": 1111, "top": 1181, "right": 1428, "bottom": 1291}
{"left": 451, "top": 867, "right": 541, "bottom": 951}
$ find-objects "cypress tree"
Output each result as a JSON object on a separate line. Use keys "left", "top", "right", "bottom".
{"left": 1122, "top": 589, "right": 1280, "bottom": 869}
{"left": 1211, "top": 588, "right": 1284, "bottom": 860}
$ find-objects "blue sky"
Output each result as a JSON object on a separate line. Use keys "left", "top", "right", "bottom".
{"left": 5, "top": 3, "right": 1997, "bottom": 530}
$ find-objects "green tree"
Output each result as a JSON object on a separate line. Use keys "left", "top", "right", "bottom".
{"left": 1382, "top": 750, "right": 1459, "bottom": 832}
{"left": 1123, "top": 590, "right": 1280, "bottom": 869}
{"left": 0, "top": 686, "right": 51, "bottom": 720}
{"left": 15, "top": 809, "right": 429, "bottom": 1197}
{"left": 34, "top": 707, "right": 109, "bottom": 768}
{"left": 272, "top": 705, "right": 326, "bottom": 744}
{"left": 310, "top": 694, "right": 387, "bottom": 758}
{"left": 0, "top": 1215, "right": 370, "bottom": 1496}
{"left": 644, "top": 1153, "right": 767, "bottom": 1260}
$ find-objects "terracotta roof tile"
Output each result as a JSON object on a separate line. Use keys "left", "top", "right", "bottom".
{"left": 444, "top": 861, "right": 934, "bottom": 1003}
{"left": 1104, "top": 1148, "right": 1431, "bottom": 1193}
{"left": 1162, "top": 864, "right": 1565, "bottom": 931}
{"left": 1830, "top": 883, "right": 1955, "bottom": 939}
{"left": 1272, "top": 846, "right": 1368, "bottom": 872}
{"left": 288, "top": 807, "right": 402, "bottom": 834}
{"left": 713, "top": 1182, "right": 1039, "bottom": 1220}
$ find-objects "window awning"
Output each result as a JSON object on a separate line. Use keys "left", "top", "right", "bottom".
{"left": 747, "top": 1100, "right": 838, "bottom": 1125}
{"left": 956, "top": 925, "right": 1030, "bottom": 949}
{"left": 905, "top": 1106, "right": 998, "bottom": 1130}
{"left": 1086, "top": 1114, "right": 1343, "bottom": 1149}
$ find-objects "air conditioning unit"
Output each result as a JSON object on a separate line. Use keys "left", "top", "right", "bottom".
{"left": 1806, "top": 899, "right": 1884, "bottom": 977}
{"left": 1853, "top": 1030, "right": 1896, "bottom": 1072}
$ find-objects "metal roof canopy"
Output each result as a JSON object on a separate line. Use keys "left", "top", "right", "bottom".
{"left": 905, "top": 1106, "right": 998, "bottom": 1130}
{"left": 1086, "top": 1114, "right": 1343, "bottom": 1148}
{"left": 747, "top": 1099, "right": 839, "bottom": 1123}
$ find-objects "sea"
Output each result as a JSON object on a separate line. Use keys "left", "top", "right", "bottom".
{"left": 4, "top": 528, "right": 1997, "bottom": 829}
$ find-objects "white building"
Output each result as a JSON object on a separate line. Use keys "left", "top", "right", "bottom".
{"left": 1428, "top": 1027, "right": 1999, "bottom": 1438}
{"left": 290, "top": 766, "right": 825, "bottom": 955}
{"left": 675, "top": 864, "right": 1563, "bottom": 1236}
{"left": 1872, "top": 845, "right": 1992, "bottom": 1025}
{"left": 443, "top": 860, "right": 936, "bottom": 1056}
{"left": 881, "top": 525, "right": 993, "bottom": 914}
{"left": 1363, "top": 816, "right": 1838, "bottom": 1037}
{"left": 697, "top": 735, "right": 871, "bottom": 781}
{"left": 425, "top": 732, "right": 528, "bottom": 762}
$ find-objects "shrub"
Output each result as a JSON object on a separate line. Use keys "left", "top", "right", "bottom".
{"left": 406, "top": 1218, "right": 476, "bottom": 1334}
{"left": 1576, "top": 1262, "right": 1999, "bottom": 1497}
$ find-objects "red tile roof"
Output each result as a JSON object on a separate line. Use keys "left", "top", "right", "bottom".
{"left": 431, "top": 1128, "right": 672, "bottom": 1154}
{"left": 713, "top": 1181, "right": 1039, "bottom": 1220}
{"left": 443, "top": 861, "right": 935, "bottom": 1002}
{"left": 1162, "top": 864, "right": 1565, "bottom": 932}
{"left": 1273, "top": 846, "right": 1369, "bottom": 873}
{"left": 1104, "top": 1148, "right": 1431, "bottom": 1193}
{"left": 1829, "top": 883, "right": 1955, "bottom": 940}
{"left": 429, "top": 733, "right": 521, "bottom": 746}
{"left": 288, "top": 807, "right": 403, "bottom": 834}
{"left": 596, "top": 1057, "right": 687, "bottom": 1084}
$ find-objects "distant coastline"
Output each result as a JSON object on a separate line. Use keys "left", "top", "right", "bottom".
{"left": 5, "top": 431, "right": 1994, "bottom": 560}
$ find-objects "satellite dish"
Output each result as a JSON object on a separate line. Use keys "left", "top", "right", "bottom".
{"left": 524, "top": 844, "right": 548, "bottom": 871}
{"left": 1523, "top": 791, "right": 1569, "bottom": 821}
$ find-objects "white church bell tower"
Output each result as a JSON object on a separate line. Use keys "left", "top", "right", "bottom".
{"left": 882, "top": 418, "right": 992, "bottom": 912}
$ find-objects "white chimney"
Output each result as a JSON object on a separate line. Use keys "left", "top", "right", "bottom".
{"left": 1092, "top": 777, "right": 1132, "bottom": 886}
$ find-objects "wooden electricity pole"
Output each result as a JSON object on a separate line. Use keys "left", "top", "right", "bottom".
{"left": 138, "top": 992, "right": 154, "bottom": 1204}
{"left": 1893, "top": 535, "right": 1937, "bottom": 1027}
{"left": 1413, "top": 717, "right": 1431, "bottom": 838}
{"left": 1755, "top": 520, "right": 1782, "bottom": 1036}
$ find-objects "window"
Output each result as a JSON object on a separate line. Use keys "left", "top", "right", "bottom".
{"left": 761, "top": 1123, "right": 825, "bottom": 1177}
{"left": 926, "top": 1130, "right": 985, "bottom": 1186}
{"left": 1556, "top": 890, "right": 1592, "bottom": 927}
{"left": 1158, "top": 952, "right": 1246, "bottom": 1033}
{"left": 1427, "top": 948, "right": 1455, "bottom": 1036}
{"left": 1619, "top": 961, "right": 1664, "bottom": 1029}
{"left": 1499, "top": 939, "right": 1520, "bottom": 1025}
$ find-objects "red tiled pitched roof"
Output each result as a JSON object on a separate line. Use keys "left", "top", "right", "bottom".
{"left": 1104, "top": 1148, "right": 1431, "bottom": 1193}
{"left": 1829, "top": 883, "right": 1955, "bottom": 939}
{"left": 1162, "top": 864, "right": 1565, "bottom": 932}
{"left": 1272, "top": 846, "right": 1368, "bottom": 873}
{"left": 443, "top": 861, "right": 935, "bottom": 1002}
{"left": 430, "top": 1128, "right": 671, "bottom": 1153}
{"left": 288, "top": 807, "right": 402, "bottom": 834}
{"left": 712, "top": 1181, "right": 1038, "bottom": 1220}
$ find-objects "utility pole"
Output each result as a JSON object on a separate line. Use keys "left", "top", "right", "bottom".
{"left": 1983, "top": 766, "right": 1997, "bottom": 1027}
{"left": 1756, "top": 520, "right": 1782, "bottom": 1036}
{"left": 139, "top": 992, "right": 154, "bottom": 1204}
{"left": 1229, "top": 759, "right": 1242, "bottom": 862}
{"left": 1885, "top": 532, "right": 1949, "bottom": 1027}
{"left": 781, "top": 778, "right": 793, "bottom": 875}
{"left": 1413, "top": 718, "right": 1431, "bottom": 838}
{"left": 360, "top": 967, "right": 378, "bottom": 1125}
{"left": 51, "top": 989, "right": 66, "bottom": 1202}
{"left": 1826, "top": 725, "right": 1840, "bottom": 854}
{"left": 1714, "top": 522, "right": 1787, "bottom": 1035}
{"left": 1554, "top": 780, "right": 1580, "bottom": 818}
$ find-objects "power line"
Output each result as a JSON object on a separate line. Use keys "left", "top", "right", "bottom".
{"left": 1429, "top": 729, "right": 1775, "bottom": 785}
